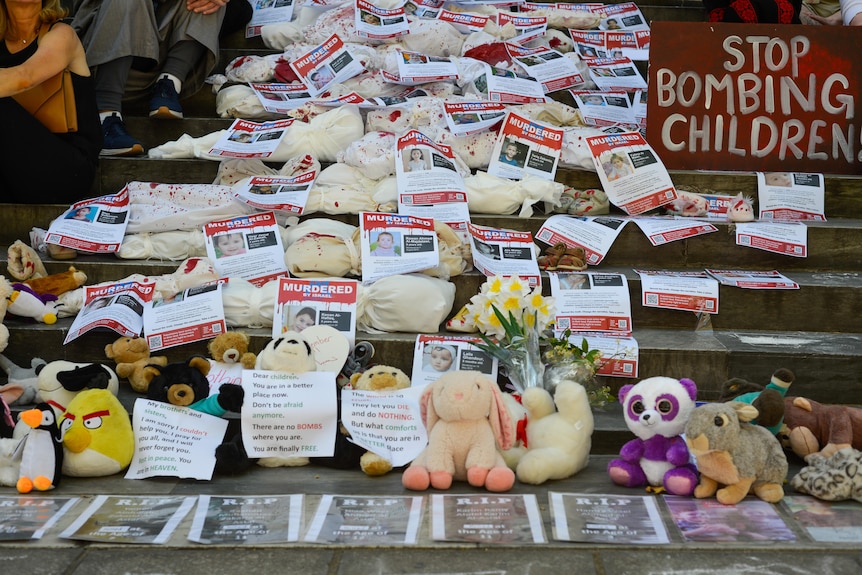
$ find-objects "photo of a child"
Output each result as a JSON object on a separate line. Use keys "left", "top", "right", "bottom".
{"left": 370, "top": 231, "right": 400, "bottom": 256}
{"left": 423, "top": 344, "right": 455, "bottom": 373}
{"left": 285, "top": 305, "right": 316, "bottom": 333}
{"left": 214, "top": 232, "right": 247, "bottom": 258}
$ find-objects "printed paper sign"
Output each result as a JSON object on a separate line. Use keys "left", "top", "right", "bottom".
{"left": 535, "top": 214, "right": 629, "bottom": 266}
{"left": 289, "top": 33, "right": 364, "bottom": 96}
{"left": 631, "top": 217, "right": 718, "bottom": 247}
{"left": 412, "top": 334, "right": 498, "bottom": 387}
{"left": 488, "top": 111, "right": 563, "bottom": 181}
{"left": 586, "top": 57, "right": 647, "bottom": 91}
{"left": 60, "top": 495, "right": 196, "bottom": 545}
{"left": 706, "top": 269, "right": 800, "bottom": 289}
{"left": 432, "top": 494, "right": 547, "bottom": 544}
{"left": 735, "top": 222, "right": 808, "bottom": 257}
{"left": 497, "top": 13, "right": 547, "bottom": 44}
{"left": 241, "top": 370, "right": 337, "bottom": 458}
{"left": 587, "top": 132, "right": 677, "bottom": 215}
{"left": 572, "top": 91, "right": 638, "bottom": 127}
{"left": 469, "top": 223, "right": 541, "bottom": 287}
{"left": 143, "top": 283, "right": 226, "bottom": 352}
{"left": 437, "top": 8, "right": 488, "bottom": 33}
{"left": 246, "top": 0, "right": 295, "bottom": 37}
{"left": 341, "top": 386, "right": 426, "bottom": 467}
{"left": 204, "top": 212, "right": 287, "bottom": 286}
{"left": 126, "top": 399, "right": 229, "bottom": 480}
{"left": 0, "top": 497, "right": 78, "bottom": 541}
{"left": 474, "top": 63, "right": 547, "bottom": 104}
{"left": 405, "top": 0, "right": 444, "bottom": 18}
{"left": 45, "top": 187, "right": 129, "bottom": 253}
{"left": 757, "top": 172, "right": 826, "bottom": 221}
{"left": 394, "top": 51, "right": 459, "bottom": 84}
{"left": 550, "top": 272, "right": 632, "bottom": 334}
{"left": 360, "top": 212, "right": 440, "bottom": 284}
{"left": 443, "top": 101, "right": 506, "bottom": 136}
{"left": 637, "top": 270, "right": 719, "bottom": 314}
{"left": 607, "top": 29, "right": 650, "bottom": 61}
{"left": 550, "top": 492, "right": 669, "bottom": 544}
{"left": 355, "top": 0, "right": 409, "bottom": 41}
{"left": 600, "top": 2, "right": 650, "bottom": 30}
{"left": 208, "top": 119, "right": 292, "bottom": 158}
{"left": 304, "top": 495, "right": 423, "bottom": 544}
{"left": 396, "top": 130, "right": 469, "bottom": 235}
{"left": 235, "top": 172, "right": 315, "bottom": 215}
{"left": 273, "top": 277, "right": 358, "bottom": 345}
{"left": 588, "top": 333, "right": 639, "bottom": 378}
{"left": 508, "top": 43, "right": 584, "bottom": 93}
{"left": 189, "top": 495, "right": 304, "bottom": 544}
{"left": 250, "top": 82, "right": 313, "bottom": 114}
{"left": 64, "top": 279, "right": 154, "bottom": 344}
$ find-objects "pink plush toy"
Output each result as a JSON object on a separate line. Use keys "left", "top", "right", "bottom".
{"left": 402, "top": 371, "right": 516, "bottom": 492}
{"left": 608, "top": 376, "right": 700, "bottom": 496}
{"left": 728, "top": 193, "right": 755, "bottom": 222}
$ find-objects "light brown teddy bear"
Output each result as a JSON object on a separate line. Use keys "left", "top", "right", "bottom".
{"left": 349, "top": 365, "right": 412, "bottom": 476}
{"left": 104, "top": 336, "right": 168, "bottom": 393}
{"left": 207, "top": 331, "right": 257, "bottom": 369}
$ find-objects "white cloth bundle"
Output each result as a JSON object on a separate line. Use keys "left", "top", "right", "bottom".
{"left": 260, "top": 21, "right": 304, "bottom": 50}
{"left": 307, "top": 163, "right": 397, "bottom": 215}
{"left": 149, "top": 105, "right": 364, "bottom": 163}
{"left": 337, "top": 131, "right": 397, "bottom": 180}
{"left": 357, "top": 274, "right": 455, "bottom": 334}
{"left": 223, "top": 54, "right": 280, "bottom": 83}
{"left": 124, "top": 181, "right": 251, "bottom": 233}
{"left": 465, "top": 172, "right": 565, "bottom": 217}
{"left": 303, "top": 4, "right": 363, "bottom": 44}
{"left": 215, "top": 83, "right": 275, "bottom": 120}
{"left": 222, "top": 278, "right": 280, "bottom": 328}
{"left": 117, "top": 229, "right": 207, "bottom": 260}
{"left": 395, "top": 18, "right": 464, "bottom": 57}
{"left": 561, "top": 126, "right": 606, "bottom": 171}
{"left": 526, "top": 8, "right": 601, "bottom": 30}
{"left": 285, "top": 219, "right": 361, "bottom": 278}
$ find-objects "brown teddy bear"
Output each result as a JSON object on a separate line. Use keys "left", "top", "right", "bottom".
{"left": 207, "top": 331, "right": 257, "bottom": 369}
{"left": 780, "top": 397, "right": 862, "bottom": 460}
{"left": 350, "top": 365, "right": 412, "bottom": 476}
{"left": 104, "top": 336, "right": 168, "bottom": 394}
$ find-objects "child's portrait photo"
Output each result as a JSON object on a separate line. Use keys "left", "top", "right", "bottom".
{"left": 214, "top": 232, "right": 247, "bottom": 258}
{"left": 423, "top": 344, "right": 456, "bottom": 373}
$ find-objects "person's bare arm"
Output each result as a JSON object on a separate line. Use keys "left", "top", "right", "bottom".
{"left": 0, "top": 23, "right": 86, "bottom": 98}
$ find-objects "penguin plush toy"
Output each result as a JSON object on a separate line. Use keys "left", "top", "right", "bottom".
{"left": 16, "top": 402, "right": 63, "bottom": 493}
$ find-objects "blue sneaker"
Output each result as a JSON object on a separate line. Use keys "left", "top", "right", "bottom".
{"left": 149, "top": 77, "right": 183, "bottom": 119}
{"left": 100, "top": 113, "right": 144, "bottom": 156}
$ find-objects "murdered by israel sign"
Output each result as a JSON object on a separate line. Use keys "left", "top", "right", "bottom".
{"left": 647, "top": 22, "right": 862, "bottom": 175}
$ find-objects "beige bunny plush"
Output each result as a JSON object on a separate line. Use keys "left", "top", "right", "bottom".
{"left": 685, "top": 401, "right": 788, "bottom": 505}
{"left": 402, "top": 371, "right": 516, "bottom": 492}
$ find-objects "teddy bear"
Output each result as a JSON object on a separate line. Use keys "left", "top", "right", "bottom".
{"left": 312, "top": 365, "right": 412, "bottom": 476}
{"left": 607, "top": 376, "right": 699, "bottom": 496}
{"left": 718, "top": 368, "right": 794, "bottom": 435}
{"left": 402, "top": 370, "right": 516, "bottom": 492}
{"left": 502, "top": 379, "right": 594, "bottom": 485}
{"left": 104, "top": 336, "right": 169, "bottom": 394}
{"left": 685, "top": 401, "right": 788, "bottom": 505}
{"left": 143, "top": 356, "right": 244, "bottom": 416}
{"left": 779, "top": 396, "right": 862, "bottom": 460}
{"left": 208, "top": 331, "right": 257, "bottom": 369}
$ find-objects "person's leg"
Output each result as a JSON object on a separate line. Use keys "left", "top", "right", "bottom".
{"left": 0, "top": 99, "right": 97, "bottom": 204}
{"left": 91, "top": 56, "right": 145, "bottom": 156}
{"left": 149, "top": 40, "right": 206, "bottom": 119}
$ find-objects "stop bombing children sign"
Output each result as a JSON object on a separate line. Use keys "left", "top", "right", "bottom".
{"left": 647, "top": 23, "right": 862, "bottom": 175}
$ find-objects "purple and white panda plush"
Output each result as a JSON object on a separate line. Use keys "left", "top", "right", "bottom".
{"left": 608, "top": 376, "right": 699, "bottom": 496}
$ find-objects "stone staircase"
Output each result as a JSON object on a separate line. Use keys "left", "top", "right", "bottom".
{"left": 2, "top": 2, "right": 861, "bottom": 457}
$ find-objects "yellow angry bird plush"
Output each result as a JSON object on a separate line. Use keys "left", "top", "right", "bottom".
{"left": 61, "top": 389, "right": 134, "bottom": 477}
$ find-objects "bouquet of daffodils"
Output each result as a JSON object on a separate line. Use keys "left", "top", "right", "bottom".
{"left": 464, "top": 275, "right": 554, "bottom": 392}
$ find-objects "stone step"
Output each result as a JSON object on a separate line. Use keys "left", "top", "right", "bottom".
{"left": 6, "top": 212, "right": 862, "bottom": 274}
{"left": 3, "top": 318, "right": 860, "bottom": 406}
{"left": 5, "top": 251, "right": 862, "bottom": 333}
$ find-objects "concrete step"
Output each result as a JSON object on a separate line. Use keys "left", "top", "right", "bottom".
{"left": 3, "top": 318, "right": 860, "bottom": 406}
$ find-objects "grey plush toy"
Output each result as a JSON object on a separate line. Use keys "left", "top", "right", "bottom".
{"left": 0, "top": 354, "right": 47, "bottom": 406}
{"left": 684, "top": 401, "right": 788, "bottom": 505}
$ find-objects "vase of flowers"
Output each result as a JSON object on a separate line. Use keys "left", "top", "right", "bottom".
{"left": 464, "top": 275, "right": 554, "bottom": 393}
{"left": 543, "top": 330, "right": 614, "bottom": 409}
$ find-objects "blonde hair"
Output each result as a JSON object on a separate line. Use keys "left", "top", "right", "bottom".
{"left": 0, "top": 1, "right": 68, "bottom": 39}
